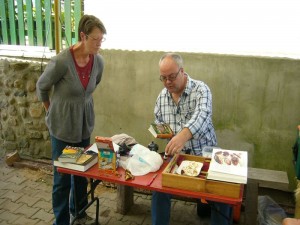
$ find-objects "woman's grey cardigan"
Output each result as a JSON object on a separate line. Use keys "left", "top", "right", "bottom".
{"left": 36, "top": 48, "right": 104, "bottom": 143}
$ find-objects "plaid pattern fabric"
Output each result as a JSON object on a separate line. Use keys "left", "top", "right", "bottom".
{"left": 154, "top": 75, "right": 217, "bottom": 155}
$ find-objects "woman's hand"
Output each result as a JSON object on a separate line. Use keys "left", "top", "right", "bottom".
{"left": 43, "top": 101, "right": 50, "bottom": 111}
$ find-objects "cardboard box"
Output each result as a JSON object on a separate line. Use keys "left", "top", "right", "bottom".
{"left": 162, "top": 154, "right": 242, "bottom": 199}
{"left": 95, "top": 136, "right": 116, "bottom": 171}
{"left": 98, "top": 148, "right": 116, "bottom": 170}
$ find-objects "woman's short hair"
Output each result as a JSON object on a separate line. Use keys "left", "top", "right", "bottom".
{"left": 78, "top": 15, "right": 106, "bottom": 41}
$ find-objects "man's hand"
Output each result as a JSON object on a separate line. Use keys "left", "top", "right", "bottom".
{"left": 165, "top": 128, "right": 192, "bottom": 155}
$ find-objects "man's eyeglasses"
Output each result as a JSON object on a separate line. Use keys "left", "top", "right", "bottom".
{"left": 159, "top": 68, "right": 182, "bottom": 82}
{"left": 86, "top": 34, "right": 106, "bottom": 43}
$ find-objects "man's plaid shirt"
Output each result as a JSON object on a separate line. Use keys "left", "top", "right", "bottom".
{"left": 154, "top": 74, "right": 217, "bottom": 155}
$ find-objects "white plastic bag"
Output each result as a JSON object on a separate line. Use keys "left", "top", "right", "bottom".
{"left": 122, "top": 144, "right": 163, "bottom": 176}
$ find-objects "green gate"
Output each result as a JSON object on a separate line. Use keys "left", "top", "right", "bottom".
{"left": 0, "top": 0, "right": 83, "bottom": 52}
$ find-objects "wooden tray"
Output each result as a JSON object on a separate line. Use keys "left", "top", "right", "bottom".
{"left": 162, "top": 154, "right": 242, "bottom": 199}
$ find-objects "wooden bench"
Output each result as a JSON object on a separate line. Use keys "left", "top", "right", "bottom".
{"left": 248, "top": 167, "right": 289, "bottom": 191}
{"left": 245, "top": 167, "right": 289, "bottom": 225}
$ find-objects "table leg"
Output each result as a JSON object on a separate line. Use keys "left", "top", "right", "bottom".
{"left": 70, "top": 177, "right": 101, "bottom": 225}
{"left": 208, "top": 201, "right": 234, "bottom": 225}
{"left": 233, "top": 204, "right": 241, "bottom": 222}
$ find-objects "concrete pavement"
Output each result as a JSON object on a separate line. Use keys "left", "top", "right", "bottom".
{"left": 0, "top": 158, "right": 53, "bottom": 225}
{"left": 0, "top": 158, "right": 214, "bottom": 225}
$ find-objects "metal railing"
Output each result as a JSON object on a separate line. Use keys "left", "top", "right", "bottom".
{"left": 0, "top": 0, "right": 83, "bottom": 53}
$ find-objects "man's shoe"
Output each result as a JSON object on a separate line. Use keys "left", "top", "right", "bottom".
{"left": 70, "top": 214, "right": 96, "bottom": 225}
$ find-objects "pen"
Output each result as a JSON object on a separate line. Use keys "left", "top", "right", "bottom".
{"left": 147, "top": 173, "right": 158, "bottom": 186}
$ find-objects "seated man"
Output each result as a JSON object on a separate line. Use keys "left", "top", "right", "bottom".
{"left": 151, "top": 53, "right": 232, "bottom": 225}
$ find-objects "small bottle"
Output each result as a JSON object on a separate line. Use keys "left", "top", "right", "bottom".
{"left": 163, "top": 152, "right": 169, "bottom": 160}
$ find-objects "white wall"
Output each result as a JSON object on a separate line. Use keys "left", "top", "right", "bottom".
{"left": 84, "top": 0, "right": 300, "bottom": 59}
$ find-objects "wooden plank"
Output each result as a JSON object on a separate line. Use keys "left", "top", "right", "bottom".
{"left": 17, "top": 0, "right": 25, "bottom": 45}
{"left": 0, "top": 0, "right": 9, "bottom": 43}
{"left": 54, "top": 0, "right": 62, "bottom": 52}
{"left": 44, "top": 0, "right": 54, "bottom": 49}
{"left": 74, "top": 0, "right": 83, "bottom": 43}
{"left": 248, "top": 167, "right": 289, "bottom": 191}
{"left": 35, "top": 0, "right": 43, "bottom": 46}
{"left": 26, "top": 0, "right": 34, "bottom": 46}
{"left": 64, "top": 0, "right": 72, "bottom": 48}
{"left": 8, "top": 0, "right": 17, "bottom": 44}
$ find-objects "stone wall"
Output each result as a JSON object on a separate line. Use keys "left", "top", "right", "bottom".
{"left": 0, "top": 58, "right": 51, "bottom": 159}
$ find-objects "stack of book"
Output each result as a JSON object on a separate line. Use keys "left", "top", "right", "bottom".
{"left": 54, "top": 144, "right": 98, "bottom": 172}
{"left": 57, "top": 146, "right": 83, "bottom": 163}
{"left": 206, "top": 148, "right": 248, "bottom": 184}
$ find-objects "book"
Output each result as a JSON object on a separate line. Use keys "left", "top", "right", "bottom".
{"left": 148, "top": 123, "right": 174, "bottom": 139}
{"left": 95, "top": 136, "right": 114, "bottom": 150}
{"left": 206, "top": 148, "right": 248, "bottom": 184}
{"left": 57, "top": 146, "right": 84, "bottom": 163}
{"left": 54, "top": 153, "right": 98, "bottom": 172}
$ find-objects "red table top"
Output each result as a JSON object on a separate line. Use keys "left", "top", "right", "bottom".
{"left": 57, "top": 160, "right": 244, "bottom": 206}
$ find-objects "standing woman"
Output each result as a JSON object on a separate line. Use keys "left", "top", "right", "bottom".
{"left": 36, "top": 15, "right": 106, "bottom": 225}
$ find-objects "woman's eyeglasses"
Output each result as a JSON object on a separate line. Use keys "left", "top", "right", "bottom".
{"left": 86, "top": 34, "right": 106, "bottom": 43}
